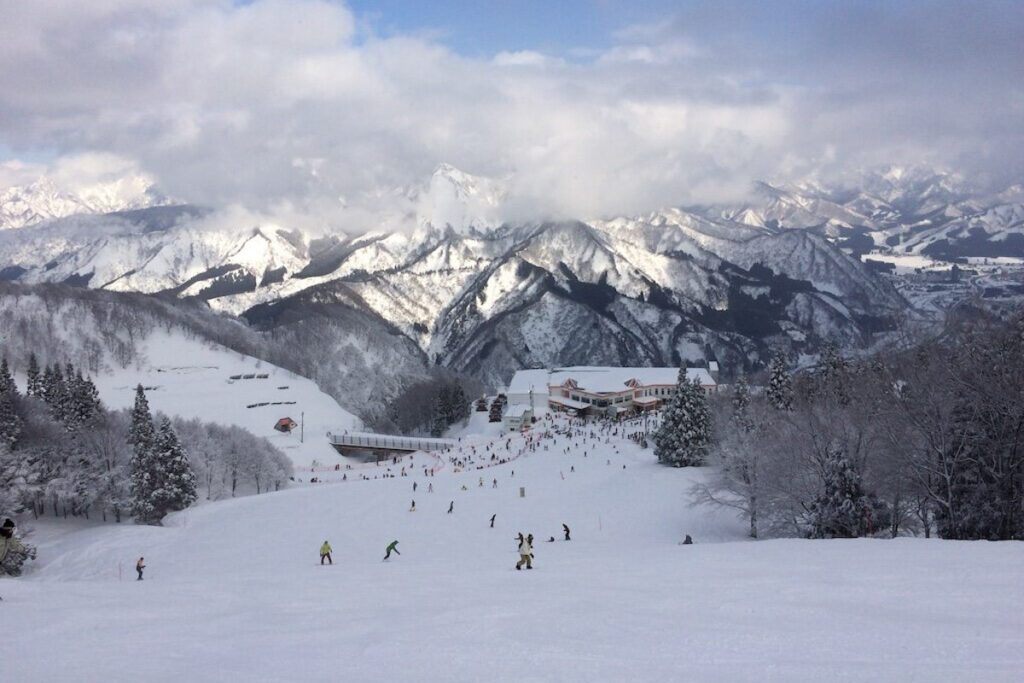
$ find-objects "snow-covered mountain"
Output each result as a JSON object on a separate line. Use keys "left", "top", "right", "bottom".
{"left": 720, "top": 167, "right": 1024, "bottom": 258}
{"left": 5, "top": 162, "right": 1019, "bottom": 389}
{"left": 0, "top": 174, "right": 170, "bottom": 230}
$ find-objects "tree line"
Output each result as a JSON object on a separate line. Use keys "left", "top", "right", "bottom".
{"left": 655, "top": 309, "right": 1024, "bottom": 541}
{"left": 0, "top": 354, "right": 292, "bottom": 524}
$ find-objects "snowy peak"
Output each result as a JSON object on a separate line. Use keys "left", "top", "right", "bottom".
{"left": 415, "top": 164, "right": 506, "bottom": 234}
{"left": 0, "top": 174, "right": 170, "bottom": 230}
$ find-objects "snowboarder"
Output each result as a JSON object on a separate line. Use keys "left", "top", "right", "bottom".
{"left": 447, "top": 501, "right": 454, "bottom": 514}
{"left": 0, "top": 518, "right": 34, "bottom": 578}
{"left": 320, "top": 541, "right": 333, "bottom": 565}
{"left": 410, "top": 500, "right": 416, "bottom": 512}
{"left": 515, "top": 533, "right": 533, "bottom": 570}
{"left": 489, "top": 514, "right": 496, "bottom": 528}
{"left": 384, "top": 540, "right": 400, "bottom": 560}
{"left": 136, "top": 557, "right": 146, "bottom": 580}
{"left": 563, "top": 523, "right": 571, "bottom": 541}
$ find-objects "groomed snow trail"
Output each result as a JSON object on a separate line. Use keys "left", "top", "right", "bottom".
{"left": 2, "top": 413, "right": 1022, "bottom": 682}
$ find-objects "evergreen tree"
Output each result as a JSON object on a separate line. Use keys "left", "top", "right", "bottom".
{"left": 128, "top": 385, "right": 160, "bottom": 524}
{"left": 654, "top": 368, "right": 712, "bottom": 467}
{"left": 66, "top": 369, "right": 102, "bottom": 429}
{"left": 41, "top": 363, "right": 70, "bottom": 422}
{"left": 808, "top": 443, "right": 872, "bottom": 538}
{"left": 0, "top": 357, "right": 17, "bottom": 396}
{"left": 25, "top": 353, "right": 42, "bottom": 397}
{"left": 0, "top": 391, "right": 22, "bottom": 451}
{"left": 450, "top": 384, "right": 469, "bottom": 423}
{"left": 766, "top": 351, "right": 793, "bottom": 411}
{"left": 151, "top": 418, "right": 197, "bottom": 516}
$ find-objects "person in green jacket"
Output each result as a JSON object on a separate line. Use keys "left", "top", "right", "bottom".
{"left": 383, "top": 540, "right": 400, "bottom": 561}
{"left": 320, "top": 540, "right": 333, "bottom": 565}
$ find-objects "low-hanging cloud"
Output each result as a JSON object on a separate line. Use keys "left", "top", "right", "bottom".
{"left": 0, "top": 0, "right": 1021, "bottom": 228}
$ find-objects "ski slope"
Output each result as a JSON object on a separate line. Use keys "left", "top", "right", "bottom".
{"left": 93, "top": 331, "right": 358, "bottom": 468}
{"left": 2, "top": 413, "right": 1022, "bottom": 681}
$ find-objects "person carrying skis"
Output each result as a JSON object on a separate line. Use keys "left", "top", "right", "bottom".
{"left": 384, "top": 540, "right": 400, "bottom": 560}
{"left": 320, "top": 541, "right": 333, "bottom": 565}
{"left": 136, "top": 557, "right": 146, "bottom": 580}
{"left": 563, "top": 523, "right": 571, "bottom": 541}
{"left": 515, "top": 532, "right": 533, "bottom": 570}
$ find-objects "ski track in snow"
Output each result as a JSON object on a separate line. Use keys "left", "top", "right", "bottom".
{"left": 2, "top": 412, "right": 1023, "bottom": 682}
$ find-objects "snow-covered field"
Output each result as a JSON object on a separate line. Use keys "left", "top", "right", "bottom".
{"left": 93, "top": 332, "right": 358, "bottom": 469}
{"left": 2, "top": 413, "right": 1022, "bottom": 682}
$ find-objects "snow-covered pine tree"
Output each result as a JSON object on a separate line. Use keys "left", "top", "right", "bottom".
{"left": 0, "top": 391, "right": 22, "bottom": 452}
{"left": 808, "top": 442, "right": 872, "bottom": 538}
{"left": 150, "top": 417, "right": 197, "bottom": 516}
{"left": 26, "top": 353, "right": 42, "bottom": 397}
{"left": 128, "top": 384, "right": 160, "bottom": 524}
{"left": 766, "top": 351, "right": 793, "bottom": 411}
{"left": 0, "top": 358, "right": 17, "bottom": 396}
{"left": 66, "top": 369, "right": 102, "bottom": 430}
{"left": 41, "top": 363, "right": 71, "bottom": 423}
{"left": 654, "top": 368, "right": 712, "bottom": 467}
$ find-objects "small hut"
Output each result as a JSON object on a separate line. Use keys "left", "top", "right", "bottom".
{"left": 274, "top": 417, "right": 298, "bottom": 433}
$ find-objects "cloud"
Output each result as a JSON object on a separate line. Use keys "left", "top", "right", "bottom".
{"left": 0, "top": 0, "right": 1021, "bottom": 226}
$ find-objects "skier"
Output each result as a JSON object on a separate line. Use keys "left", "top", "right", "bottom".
{"left": 492, "top": 478, "right": 497, "bottom": 489}
{"left": 489, "top": 514, "right": 496, "bottom": 528}
{"left": 136, "top": 556, "right": 146, "bottom": 580}
{"left": 428, "top": 483, "right": 433, "bottom": 493}
{"left": 413, "top": 481, "right": 418, "bottom": 492}
{"left": 447, "top": 501, "right": 454, "bottom": 514}
{"left": 515, "top": 532, "right": 533, "bottom": 570}
{"left": 320, "top": 541, "right": 333, "bottom": 565}
{"left": 384, "top": 540, "right": 400, "bottom": 560}
{"left": 563, "top": 523, "right": 571, "bottom": 541}
{"left": 410, "top": 500, "right": 416, "bottom": 512}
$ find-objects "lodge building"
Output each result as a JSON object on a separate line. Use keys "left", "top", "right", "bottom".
{"left": 506, "top": 366, "right": 717, "bottom": 417}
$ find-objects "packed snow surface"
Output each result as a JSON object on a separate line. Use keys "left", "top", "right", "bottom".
{"left": 93, "top": 332, "right": 358, "bottom": 468}
{"left": 2, "top": 412, "right": 1022, "bottom": 681}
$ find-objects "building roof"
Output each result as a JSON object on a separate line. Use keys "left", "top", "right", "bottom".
{"left": 508, "top": 366, "right": 715, "bottom": 396}
{"left": 548, "top": 395, "right": 590, "bottom": 410}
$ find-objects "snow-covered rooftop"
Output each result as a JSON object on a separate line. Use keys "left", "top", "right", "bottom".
{"left": 508, "top": 366, "right": 715, "bottom": 396}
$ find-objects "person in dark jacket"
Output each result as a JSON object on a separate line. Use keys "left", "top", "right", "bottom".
{"left": 562, "top": 524, "right": 571, "bottom": 541}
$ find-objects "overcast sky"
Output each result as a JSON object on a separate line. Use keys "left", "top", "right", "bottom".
{"left": 1, "top": 0, "right": 1021, "bottom": 225}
